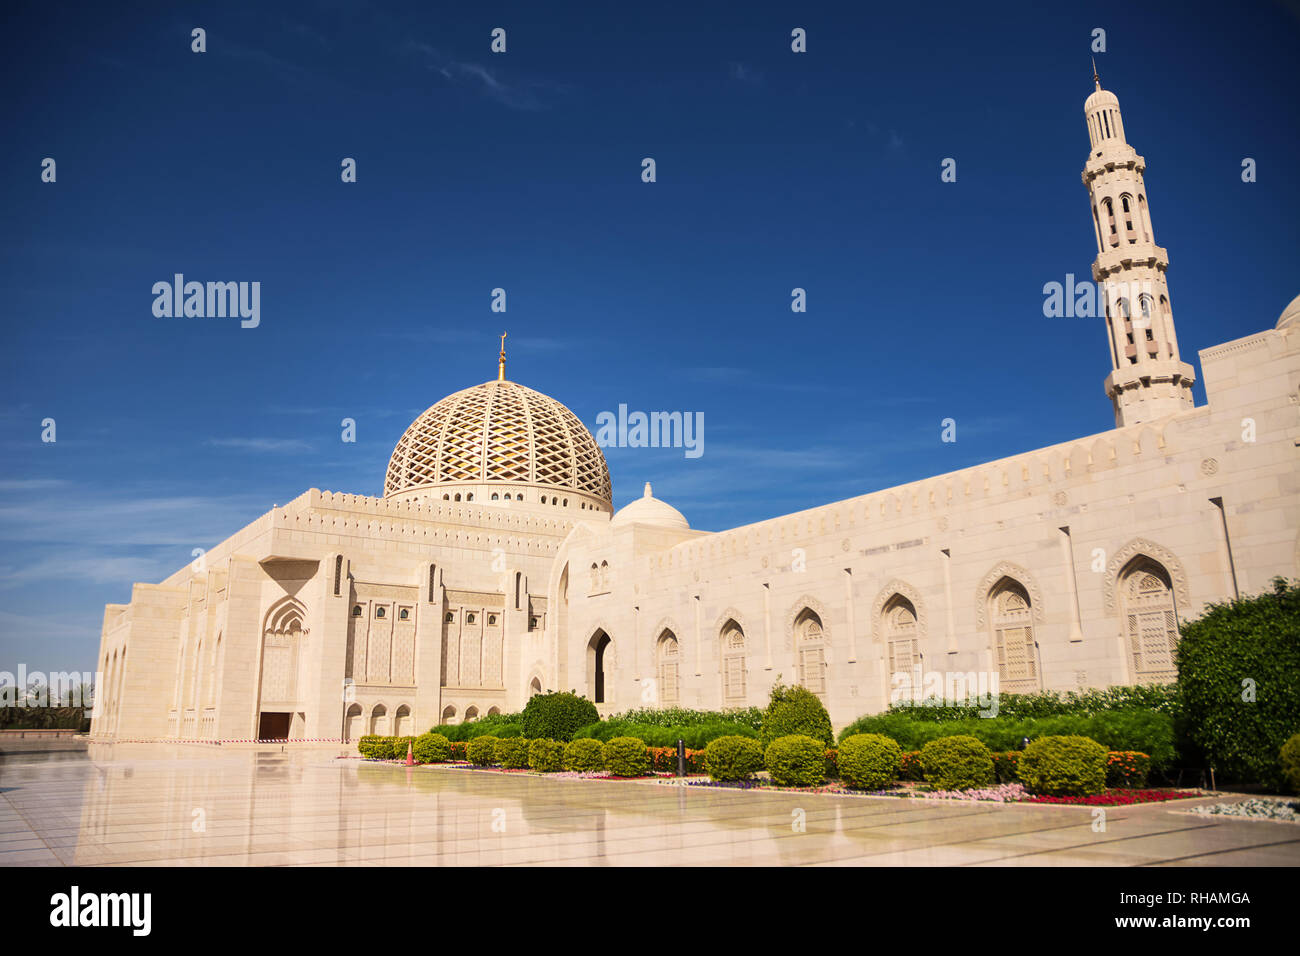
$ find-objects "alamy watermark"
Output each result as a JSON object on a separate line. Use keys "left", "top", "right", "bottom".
{"left": 594, "top": 404, "right": 704, "bottom": 459}
{"left": 890, "top": 668, "right": 1000, "bottom": 717}
{"left": 1042, "top": 274, "right": 1156, "bottom": 326}
{"left": 152, "top": 274, "right": 260, "bottom": 328}
{"left": 0, "top": 667, "right": 97, "bottom": 709}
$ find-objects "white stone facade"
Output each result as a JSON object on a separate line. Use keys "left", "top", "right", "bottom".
{"left": 90, "top": 80, "right": 1300, "bottom": 741}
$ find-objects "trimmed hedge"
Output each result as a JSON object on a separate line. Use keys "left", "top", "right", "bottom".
{"left": 571, "top": 719, "right": 758, "bottom": 749}
{"left": 496, "top": 737, "right": 531, "bottom": 769}
{"left": 431, "top": 712, "right": 523, "bottom": 741}
{"left": 884, "top": 683, "right": 1181, "bottom": 722}
{"left": 761, "top": 683, "right": 834, "bottom": 747}
{"left": 703, "top": 735, "right": 765, "bottom": 781}
{"left": 563, "top": 738, "right": 606, "bottom": 772}
{"left": 838, "top": 734, "right": 902, "bottom": 790}
{"left": 466, "top": 735, "right": 500, "bottom": 766}
{"left": 1019, "top": 735, "right": 1108, "bottom": 797}
{"left": 411, "top": 732, "right": 447, "bottom": 763}
{"left": 522, "top": 692, "right": 600, "bottom": 742}
{"left": 610, "top": 706, "right": 765, "bottom": 731}
{"left": 919, "top": 735, "right": 994, "bottom": 791}
{"left": 764, "top": 734, "right": 826, "bottom": 787}
{"left": 527, "top": 738, "right": 565, "bottom": 772}
{"left": 603, "top": 737, "right": 651, "bottom": 777}
{"left": 1177, "top": 578, "right": 1300, "bottom": 789}
{"left": 840, "top": 710, "right": 1175, "bottom": 769}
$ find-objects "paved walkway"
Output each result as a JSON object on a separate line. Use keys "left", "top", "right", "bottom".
{"left": 2, "top": 744, "right": 1297, "bottom": 866}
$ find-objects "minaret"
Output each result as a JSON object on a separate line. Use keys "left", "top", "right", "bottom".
{"left": 1081, "top": 67, "right": 1195, "bottom": 426}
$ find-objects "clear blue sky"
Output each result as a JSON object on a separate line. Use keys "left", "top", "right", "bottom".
{"left": 1, "top": 0, "right": 1297, "bottom": 671}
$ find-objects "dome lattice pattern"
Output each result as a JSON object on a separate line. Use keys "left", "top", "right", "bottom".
{"left": 384, "top": 380, "right": 611, "bottom": 502}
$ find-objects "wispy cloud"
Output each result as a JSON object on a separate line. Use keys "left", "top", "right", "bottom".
{"left": 405, "top": 41, "right": 562, "bottom": 111}
{"left": 205, "top": 437, "right": 314, "bottom": 453}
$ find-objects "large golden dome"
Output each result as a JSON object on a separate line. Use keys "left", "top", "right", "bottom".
{"left": 383, "top": 379, "right": 612, "bottom": 506}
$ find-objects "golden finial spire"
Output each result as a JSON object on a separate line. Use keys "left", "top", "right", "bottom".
{"left": 1092, "top": 56, "right": 1101, "bottom": 91}
{"left": 498, "top": 331, "right": 507, "bottom": 381}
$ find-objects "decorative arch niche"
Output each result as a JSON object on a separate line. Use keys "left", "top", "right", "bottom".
{"left": 870, "top": 580, "right": 926, "bottom": 644}
{"left": 258, "top": 596, "right": 308, "bottom": 711}
{"left": 786, "top": 599, "right": 829, "bottom": 696}
{"left": 1103, "top": 538, "right": 1190, "bottom": 618}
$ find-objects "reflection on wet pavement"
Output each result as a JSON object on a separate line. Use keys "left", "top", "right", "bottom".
{"left": 1, "top": 744, "right": 1296, "bottom": 866}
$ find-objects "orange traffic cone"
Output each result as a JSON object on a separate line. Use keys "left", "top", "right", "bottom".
{"left": 406, "top": 740, "right": 415, "bottom": 766}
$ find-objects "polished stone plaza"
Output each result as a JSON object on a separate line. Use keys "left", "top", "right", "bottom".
{"left": 2, "top": 745, "right": 1298, "bottom": 866}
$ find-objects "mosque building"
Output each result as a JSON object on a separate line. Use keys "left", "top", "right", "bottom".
{"left": 90, "top": 75, "right": 1300, "bottom": 742}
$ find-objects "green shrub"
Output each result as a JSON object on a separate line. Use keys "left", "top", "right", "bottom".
{"left": 899, "top": 751, "right": 924, "bottom": 781}
{"left": 610, "top": 706, "right": 765, "bottom": 731}
{"left": 391, "top": 737, "right": 413, "bottom": 761}
{"left": 764, "top": 734, "right": 826, "bottom": 787}
{"left": 602, "top": 737, "right": 650, "bottom": 777}
{"left": 824, "top": 747, "right": 838, "bottom": 780}
{"left": 1280, "top": 734, "right": 1300, "bottom": 794}
{"left": 412, "top": 732, "right": 451, "bottom": 763}
{"left": 919, "top": 735, "right": 994, "bottom": 791}
{"left": 570, "top": 719, "right": 758, "bottom": 749}
{"left": 1177, "top": 578, "right": 1300, "bottom": 789}
{"left": 838, "top": 734, "right": 902, "bottom": 790}
{"left": 884, "top": 683, "right": 1182, "bottom": 722}
{"left": 761, "top": 683, "right": 833, "bottom": 747}
{"left": 527, "top": 738, "right": 565, "bottom": 773}
{"left": 466, "top": 735, "right": 500, "bottom": 766}
{"left": 361, "top": 736, "right": 397, "bottom": 759}
{"left": 703, "top": 735, "right": 765, "bottom": 781}
{"left": 563, "top": 738, "right": 606, "bottom": 772}
{"left": 992, "top": 751, "right": 1022, "bottom": 783}
{"left": 840, "top": 710, "right": 1175, "bottom": 769}
{"left": 521, "top": 692, "right": 600, "bottom": 742}
{"left": 430, "top": 713, "right": 524, "bottom": 741}
{"left": 1105, "top": 751, "right": 1151, "bottom": 788}
{"left": 1019, "top": 735, "right": 1108, "bottom": 796}
{"left": 496, "top": 737, "right": 531, "bottom": 769}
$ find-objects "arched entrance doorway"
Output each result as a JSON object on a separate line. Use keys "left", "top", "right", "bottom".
{"left": 587, "top": 630, "right": 612, "bottom": 704}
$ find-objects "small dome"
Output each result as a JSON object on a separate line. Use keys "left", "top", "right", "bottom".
{"left": 611, "top": 482, "right": 689, "bottom": 530}
{"left": 1084, "top": 86, "right": 1120, "bottom": 113}
{"left": 1276, "top": 293, "right": 1300, "bottom": 331}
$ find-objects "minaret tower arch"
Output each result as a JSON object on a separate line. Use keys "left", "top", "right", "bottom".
{"left": 1081, "top": 65, "right": 1195, "bottom": 426}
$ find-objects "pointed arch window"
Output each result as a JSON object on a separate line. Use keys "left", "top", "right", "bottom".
{"left": 721, "top": 623, "right": 747, "bottom": 702}
{"left": 988, "top": 579, "right": 1040, "bottom": 693}
{"left": 794, "top": 609, "right": 826, "bottom": 696}
{"left": 1101, "top": 198, "right": 1118, "bottom": 247}
{"left": 1121, "top": 193, "right": 1136, "bottom": 242}
{"left": 1121, "top": 558, "right": 1179, "bottom": 683}
{"left": 882, "top": 595, "right": 920, "bottom": 682}
{"left": 657, "top": 632, "right": 680, "bottom": 705}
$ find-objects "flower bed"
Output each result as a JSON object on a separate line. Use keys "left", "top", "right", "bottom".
{"left": 1026, "top": 789, "right": 1201, "bottom": 806}
{"left": 1187, "top": 798, "right": 1300, "bottom": 822}
{"left": 916, "top": 783, "right": 1029, "bottom": 802}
